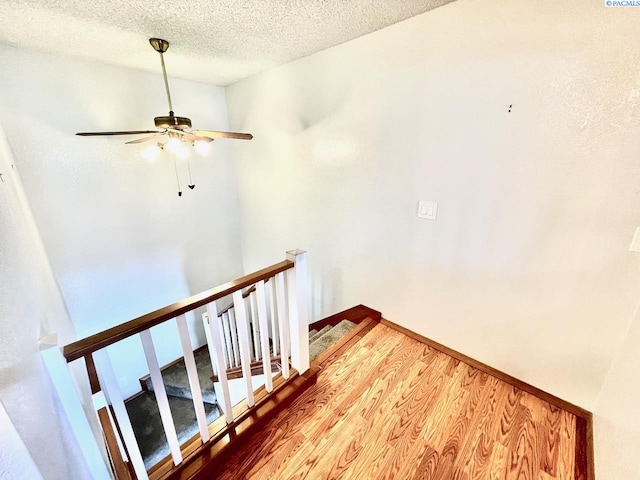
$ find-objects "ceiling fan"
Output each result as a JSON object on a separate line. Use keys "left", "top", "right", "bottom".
{"left": 76, "top": 37, "right": 253, "bottom": 150}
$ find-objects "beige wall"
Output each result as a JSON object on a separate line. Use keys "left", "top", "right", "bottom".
{"left": 226, "top": 0, "right": 640, "bottom": 412}
{"left": 594, "top": 304, "right": 640, "bottom": 479}
{"left": 1, "top": 1, "right": 639, "bottom": 476}
{"left": 0, "top": 126, "right": 90, "bottom": 479}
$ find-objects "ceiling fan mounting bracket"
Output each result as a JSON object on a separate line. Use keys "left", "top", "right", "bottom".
{"left": 154, "top": 115, "right": 192, "bottom": 129}
{"left": 149, "top": 38, "right": 169, "bottom": 53}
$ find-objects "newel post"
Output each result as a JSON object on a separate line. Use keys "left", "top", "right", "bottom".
{"left": 286, "top": 249, "right": 310, "bottom": 374}
{"left": 40, "top": 337, "right": 111, "bottom": 480}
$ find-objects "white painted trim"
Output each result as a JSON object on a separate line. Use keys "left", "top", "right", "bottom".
{"left": 275, "top": 271, "right": 290, "bottom": 379}
{"left": 228, "top": 308, "right": 241, "bottom": 367}
{"left": 250, "top": 291, "right": 261, "bottom": 361}
{"left": 93, "top": 348, "right": 148, "bottom": 480}
{"left": 206, "top": 302, "right": 234, "bottom": 423}
{"left": 286, "top": 249, "right": 310, "bottom": 374}
{"left": 41, "top": 346, "right": 111, "bottom": 480}
{"left": 232, "top": 290, "right": 255, "bottom": 407}
{"left": 256, "top": 280, "right": 273, "bottom": 392}
{"left": 268, "top": 278, "right": 279, "bottom": 356}
{"left": 140, "top": 330, "right": 182, "bottom": 465}
{"left": 176, "top": 314, "right": 210, "bottom": 443}
{"left": 202, "top": 313, "right": 218, "bottom": 377}
{"left": 221, "top": 312, "right": 234, "bottom": 368}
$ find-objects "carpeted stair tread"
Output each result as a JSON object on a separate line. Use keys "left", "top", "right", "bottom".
{"left": 309, "top": 325, "right": 332, "bottom": 344}
{"left": 309, "top": 329, "right": 318, "bottom": 338}
{"left": 309, "top": 320, "right": 357, "bottom": 361}
{"left": 126, "top": 391, "right": 221, "bottom": 470}
{"left": 143, "top": 347, "right": 217, "bottom": 404}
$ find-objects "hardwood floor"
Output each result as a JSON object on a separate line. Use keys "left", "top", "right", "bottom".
{"left": 214, "top": 323, "right": 578, "bottom": 479}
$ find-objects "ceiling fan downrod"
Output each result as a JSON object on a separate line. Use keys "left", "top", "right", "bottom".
{"left": 149, "top": 38, "right": 174, "bottom": 115}
{"left": 75, "top": 38, "right": 253, "bottom": 144}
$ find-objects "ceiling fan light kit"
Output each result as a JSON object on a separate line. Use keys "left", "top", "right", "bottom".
{"left": 141, "top": 144, "right": 162, "bottom": 163}
{"left": 77, "top": 38, "right": 253, "bottom": 195}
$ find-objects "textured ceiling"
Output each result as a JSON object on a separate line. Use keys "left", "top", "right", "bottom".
{"left": 0, "top": 0, "right": 455, "bottom": 86}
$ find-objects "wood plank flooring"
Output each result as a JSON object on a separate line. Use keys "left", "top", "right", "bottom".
{"left": 214, "top": 323, "right": 578, "bottom": 479}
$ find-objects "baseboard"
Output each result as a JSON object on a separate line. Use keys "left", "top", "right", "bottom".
{"left": 574, "top": 415, "right": 594, "bottom": 480}
{"left": 380, "top": 317, "right": 595, "bottom": 480}
{"left": 309, "top": 304, "right": 381, "bottom": 331}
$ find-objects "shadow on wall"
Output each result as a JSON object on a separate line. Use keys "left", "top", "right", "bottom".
{"left": 595, "top": 301, "right": 640, "bottom": 479}
{"left": 311, "top": 266, "right": 343, "bottom": 322}
{"left": 0, "top": 123, "right": 94, "bottom": 479}
{"left": 182, "top": 233, "right": 247, "bottom": 351}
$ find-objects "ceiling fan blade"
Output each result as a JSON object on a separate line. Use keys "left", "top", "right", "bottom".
{"left": 167, "top": 128, "right": 193, "bottom": 138}
{"left": 76, "top": 130, "right": 162, "bottom": 136}
{"left": 124, "top": 133, "right": 165, "bottom": 144}
{"left": 188, "top": 135, "right": 214, "bottom": 143}
{"left": 166, "top": 129, "right": 214, "bottom": 143}
{"left": 191, "top": 130, "right": 253, "bottom": 140}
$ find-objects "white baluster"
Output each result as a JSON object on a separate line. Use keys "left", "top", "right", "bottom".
{"left": 275, "top": 271, "right": 290, "bottom": 379}
{"left": 93, "top": 348, "right": 148, "bottom": 480}
{"left": 228, "top": 308, "right": 241, "bottom": 367}
{"left": 249, "top": 291, "right": 261, "bottom": 361}
{"left": 205, "top": 302, "right": 234, "bottom": 423}
{"left": 221, "top": 312, "right": 234, "bottom": 368}
{"left": 286, "top": 249, "right": 310, "bottom": 374}
{"left": 140, "top": 329, "right": 182, "bottom": 465}
{"left": 268, "top": 278, "right": 279, "bottom": 356}
{"left": 256, "top": 280, "right": 273, "bottom": 392}
{"left": 176, "top": 315, "right": 210, "bottom": 443}
{"left": 232, "top": 290, "right": 255, "bottom": 407}
{"left": 202, "top": 313, "right": 218, "bottom": 377}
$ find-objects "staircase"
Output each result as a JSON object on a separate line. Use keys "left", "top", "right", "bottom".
{"left": 125, "top": 392, "right": 220, "bottom": 470}
{"left": 309, "top": 320, "right": 357, "bottom": 361}
{"left": 126, "top": 319, "right": 358, "bottom": 469}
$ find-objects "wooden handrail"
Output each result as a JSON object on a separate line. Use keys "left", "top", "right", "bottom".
{"left": 63, "top": 260, "right": 294, "bottom": 362}
{"left": 215, "top": 284, "right": 256, "bottom": 318}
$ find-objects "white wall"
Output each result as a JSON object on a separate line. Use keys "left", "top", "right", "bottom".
{"left": 2, "top": 2, "right": 639, "bottom": 475}
{"left": 226, "top": 0, "right": 640, "bottom": 410}
{"left": 0, "top": 399, "right": 44, "bottom": 480}
{"left": 0, "top": 126, "right": 90, "bottom": 479}
{"left": 0, "top": 45, "right": 245, "bottom": 397}
{"left": 594, "top": 304, "right": 640, "bottom": 479}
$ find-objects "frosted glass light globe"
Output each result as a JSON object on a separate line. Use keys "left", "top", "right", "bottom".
{"left": 194, "top": 140, "right": 213, "bottom": 156}
{"left": 141, "top": 144, "right": 161, "bottom": 163}
{"left": 165, "top": 138, "right": 182, "bottom": 154}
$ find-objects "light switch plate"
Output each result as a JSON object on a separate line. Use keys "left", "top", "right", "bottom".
{"left": 417, "top": 201, "right": 438, "bottom": 220}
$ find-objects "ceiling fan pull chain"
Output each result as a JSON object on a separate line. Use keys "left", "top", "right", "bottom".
{"left": 187, "top": 158, "right": 195, "bottom": 190}
{"left": 173, "top": 155, "right": 182, "bottom": 197}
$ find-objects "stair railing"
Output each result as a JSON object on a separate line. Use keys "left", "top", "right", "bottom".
{"left": 203, "top": 279, "right": 283, "bottom": 376}
{"left": 46, "top": 250, "right": 309, "bottom": 480}
{"left": 206, "top": 284, "right": 256, "bottom": 374}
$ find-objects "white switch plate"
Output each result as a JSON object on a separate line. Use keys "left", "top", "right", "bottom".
{"left": 417, "top": 201, "right": 438, "bottom": 220}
